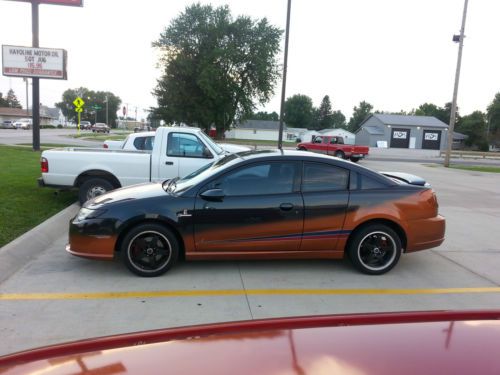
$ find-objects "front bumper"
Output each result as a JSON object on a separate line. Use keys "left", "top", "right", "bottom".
{"left": 67, "top": 217, "right": 117, "bottom": 260}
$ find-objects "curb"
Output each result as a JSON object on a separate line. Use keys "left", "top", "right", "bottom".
{"left": 0, "top": 203, "right": 80, "bottom": 285}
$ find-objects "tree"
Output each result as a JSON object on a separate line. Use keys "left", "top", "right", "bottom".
{"left": 284, "top": 94, "right": 314, "bottom": 128}
{"left": 486, "top": 92, "right": 500, "bottom": 134}
{"left": 414, "top": 102, "right": 458, "bottom": 125}
{"left": 0, "top": 89, "right": 22, "bottom": 108}
{"left": 316, "top": 95, "right": 334, "bottom": 129}
{"left": 348, "top": 101, "right": 373, "bottom": 132}
{"left": 247, "top": 111, "right": 279, "bottom": 121}
{"left": 56, "top": 87, "right": 121, "bottom": 126}
{"left": 152, "top": 4, "right": 282, "bottom": 137}
{"left": 331, "top": 110, "right": 347, "bottom": 129}
{"left": 456, "top": 111, "right": 488, "bottom": 150}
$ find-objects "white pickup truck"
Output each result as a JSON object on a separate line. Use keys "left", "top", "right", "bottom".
{"left": 39, "top": 126, "right": 249, "bottom": 204}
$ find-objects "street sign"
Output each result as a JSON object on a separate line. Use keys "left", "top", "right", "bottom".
{"left": 75, "top": 107, "right": 83, "bottom": 113}
{"left": 73, "top": 97, "right": 84, "bottom": 108}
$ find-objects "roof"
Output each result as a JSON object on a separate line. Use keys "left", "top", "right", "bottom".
{"left": 318, "top": 128, "right": 355, "bottom": 136}
{"left": 367, "top": 114, "right": 449, "bottom": 128}
{"left": 0, "top": 107, "right": 51, "bottom": 119}
{"left": 363, "top": 126, "right": 385, "bottom": 135}
{"left": 453, "top": 131, "right": 468, "bottom": 140}
{"left": 237, "top": 120, "right": 287, "bottom": 131}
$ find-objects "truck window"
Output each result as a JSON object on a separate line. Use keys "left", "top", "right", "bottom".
{"left": 167, "top": 133, "right": 207, "bottom": 158}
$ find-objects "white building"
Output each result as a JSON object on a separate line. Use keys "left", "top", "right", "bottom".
{"left": 225, "top": 120, "right": 296, "bottom": 142}
{"left": 317, "top": 128, "right": 356, "bottom": 144}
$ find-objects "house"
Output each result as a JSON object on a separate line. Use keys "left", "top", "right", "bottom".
{"left": 41, "top": 106, "right": 65, "bottom": 126}
{"left": 0, "top": 107, "right": 53, "bottom": 125}
{"left": 356, "top": 114, "right": 450, "bottom": 150}
{"left": 225, "top": 120, "right": 296, "bottom": 142}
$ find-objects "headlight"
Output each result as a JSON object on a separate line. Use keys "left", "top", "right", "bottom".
{"left": 75, "top": 208, "right": 106, "bottom": 222}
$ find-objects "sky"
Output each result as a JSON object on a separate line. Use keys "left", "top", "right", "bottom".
{"left": 0, "top": 0, "right": 499, "bottom": 122}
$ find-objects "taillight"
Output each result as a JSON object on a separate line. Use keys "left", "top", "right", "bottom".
{"left": 41, "top": 157, "right": 48, "bottom": 173}
{"left": 103, "top": 143, "right": 108, "bottom": 149}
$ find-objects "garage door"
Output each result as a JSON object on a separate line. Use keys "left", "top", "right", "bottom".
{"left": 390, "top": 128, "right": 410, "bottom": 148}
{"left": 422, "top": 130, "right": 442, "bottom": 150}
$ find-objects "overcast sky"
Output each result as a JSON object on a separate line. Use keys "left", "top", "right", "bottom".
{"left": 1, "top": 0, "right": 499, "bottom": 121}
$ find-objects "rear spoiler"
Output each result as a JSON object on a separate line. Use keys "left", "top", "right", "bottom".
{"left": 380, "top": 172, "right": 429, "bottom": 187}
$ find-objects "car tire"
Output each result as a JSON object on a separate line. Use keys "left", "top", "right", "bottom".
{"left": 334, "top": 150, "right": 345, "bottom": 159}
{"left": 121, "top": 223, "right": 179, "bottom": 277}
{"left": 347, "top": 224, "right": 402, "bottom": 275}
{"left": 298, "top": 147, "right": 307, "bottom": 151}
{"left": 350, "top": 156, "right": 360, "bottom": 162}
{"left": 78, "top": 177, "right": 114, "bottom": 205}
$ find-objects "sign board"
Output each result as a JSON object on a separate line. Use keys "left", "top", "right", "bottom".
{"left": 392, "top": 131, "right": 408, "bottom": 139}
{"left": 2, "top": 45, "right": 67, "bottom": 79}
{"left": 8, "top": 0, "right": 83, "bottom": 6}
{"left": 73, "top": 97, "right": 85, "bottom": 108}
{"left": 424, "top": 132, "right": 439, "bottom": 141}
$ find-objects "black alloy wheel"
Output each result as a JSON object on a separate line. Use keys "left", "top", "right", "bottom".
{"left": 121, "top": 224, "right": 179, "bottom": 277}
{"left": 347, "top": 224, "right": 402, "bottom": 275}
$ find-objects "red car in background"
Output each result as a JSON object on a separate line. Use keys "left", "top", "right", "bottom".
{"left": 297, "top": 135, "right": 369, "bottom": 162}
{"left": 1, "top": 311, "right": 500, "bottom": 374}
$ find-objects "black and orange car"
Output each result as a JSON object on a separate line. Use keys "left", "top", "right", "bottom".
{"left": 67, "top": 150, "right": 445, "bottom": 276}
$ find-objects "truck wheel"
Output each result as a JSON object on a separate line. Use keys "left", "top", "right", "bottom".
{"left": 121, "top": 223, "right": 179, "bottom": 277}
{"left": 334, "top": 150, "right": 345, "bottom": 159}
{"left": 347, "top": 224, "right": 402, "bottom": 275}
{"left": 298, "top": 147, "right": 307, "bottom": 151}
{"left": 79, "top": 177, "right": 114, "bottom": 205}
{"left": 350, "top": 157, "right": 360, "bottom": 162}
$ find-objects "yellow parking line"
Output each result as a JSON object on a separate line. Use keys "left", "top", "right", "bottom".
{"left": 1, "top": 287, "right": 500, "bottom": 300}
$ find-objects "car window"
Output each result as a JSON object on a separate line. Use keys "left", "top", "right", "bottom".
{"left": 302, "top": 162, "right": 349, "bottom": 192}
{"left": 359, "top": 174, "right": 387, "bottom": 190}
{"left": 167, "top": 132, "right": 208, "bottom": 158}
{"left": 211, "top": 162, "right": 298, "bottom": 196}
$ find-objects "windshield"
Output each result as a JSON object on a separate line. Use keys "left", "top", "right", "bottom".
{"left": 1, "top": 0, "right": 500, "bottom": 364}
{"left": 197, "top": 129, "right": 225, "bottom": 155}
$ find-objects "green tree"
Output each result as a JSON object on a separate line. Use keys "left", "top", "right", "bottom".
{"left": 331, "top": 110, "right": 347, "bottom": 129}
{"left": 4, "top": 89, "right": 22, "bottom": 108}
{"left": 456, "top": 111, "right": 488, "bottom": 150}
{"left": 0, "top": 92, "right": 8, "bottom": 107}
{"left": 316, "top": 95, "right": 333, "bottom": 129}
{"left": 248, "top": 111, "right": 279, "bottom": 121}
{"left": 486, "top": 92, "right": 500, "bottom": 134}
{"left": 152, "top": 4, "right": 282, "bottom": 137}
{"left": 56, "top": 87, "right": 121, "bottom": 127}
{"left": 348, "top": 100, "right": 373, "bottom": 132}
{"left": 414, "top": 102, "right": 458, "bottom": 125}
{"left": 284, "top": 94, "right": 314, "bottom": 128}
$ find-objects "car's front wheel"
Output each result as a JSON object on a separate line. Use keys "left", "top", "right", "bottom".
{"left": 121, "top": 224, "right": 179, "bottom": 277}
{"left": 347, "top": 224, "right": 402, "bottom": 275}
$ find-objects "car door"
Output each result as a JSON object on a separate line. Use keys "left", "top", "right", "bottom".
{"left": 300, "top": 162, "right": 350, "bottom": 251}
{"left": 156, "top": 131, "right": 214, "bottom": 181}
{"left": 194, "top": 161, "right": 303, "bottom": 252}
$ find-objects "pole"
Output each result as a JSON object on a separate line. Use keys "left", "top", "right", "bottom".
{"left": 24, "top": 78, "right": 29, "bottom": 116}
{"left": 105, "top": 95, "right": 109, "bottom": 126}
{"left": 444, "top": 0, "right": 469, "bottom": 167}
{"left": 278, "top": 0, "right": 292, "bottom": 150}
{"left": 31, "top": 1, "right": 40, "bottom": 151}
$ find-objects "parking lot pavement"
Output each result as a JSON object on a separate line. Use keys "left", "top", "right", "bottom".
{"left": 1, "top": 160, "right": 500, "bottom": 356}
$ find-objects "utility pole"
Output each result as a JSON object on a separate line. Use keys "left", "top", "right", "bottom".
{"left": 105, "top": 95, "right": 109, "bottom": 125}
{"left": 31, "top": 1, "right": 40, "bottom": 151}
{"left": 444, "top": 0, "right": 469, "bottom": 167}
{"left": 278, "top": 0, "right": 292, "bottom": 150}
{"left": 23, "top": 77, "right": 29, "bottom": 116}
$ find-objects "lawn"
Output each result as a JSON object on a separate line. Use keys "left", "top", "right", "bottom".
{"left": 0, "top": 146, "right": 77, "bottom": 247}
{"left": 450, "top": 165, "right": 500, "bottom": 173}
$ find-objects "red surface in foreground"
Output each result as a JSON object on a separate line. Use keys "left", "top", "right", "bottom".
{"left": 1, "top": 310, "right": 500, "bottom": 374}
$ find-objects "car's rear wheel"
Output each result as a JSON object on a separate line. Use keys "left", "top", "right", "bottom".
{"left": 79, "top": 177, "right": 114, "bottom": 205}
{"left": 347, "top": 224, "right": 402, "bottom": 275}
{"left": 298, "top": 147, "right": 307, "bottom": 151}
{"left": 334, "top": 150, "right": 345, "bottom": 159}
{"left": 350, "top": 156, "right": 360, "bottom": 162}
{"left": 121, "top": 224, "right": 179, "bottom": 277}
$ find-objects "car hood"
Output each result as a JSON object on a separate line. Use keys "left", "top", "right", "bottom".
{"left": 219, "top": 143, "right": 251, "bottom": 153}
{"left": 84, "top": 182, "right": 167, "bottom": 209}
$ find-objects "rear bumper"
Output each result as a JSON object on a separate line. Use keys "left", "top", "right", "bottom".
{"left": 405, "top": 215, "right": 446, "bottom": 252}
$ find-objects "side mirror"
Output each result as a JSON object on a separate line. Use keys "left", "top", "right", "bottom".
{"left": 200, "top": 188, "right": 224, "bottom": 201}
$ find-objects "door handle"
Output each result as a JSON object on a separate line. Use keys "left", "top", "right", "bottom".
{"left": 165, "top": 161, "right": 174, "bottom": 165}
{"left": 279, "top": 203, "right": 294, "bottom": 211}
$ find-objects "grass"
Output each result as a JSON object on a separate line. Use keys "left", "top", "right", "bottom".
{"left": 70, "top": 133, "right": 127, "bottom": 141}
{"left": 18, "top": 143, "right": 80, "bottom": 148}
{"left": 449, "top": 165, "right": 500, "bottom": 173}
{"left": 0, "top": 145, "right": 77, "bottom": 247}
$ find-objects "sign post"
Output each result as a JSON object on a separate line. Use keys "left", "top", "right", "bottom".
{"left": 73, "top": 96, "right": 85, "bottom": 134}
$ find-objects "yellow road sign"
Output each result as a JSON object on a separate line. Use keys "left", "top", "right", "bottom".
{"left": 73, "top": 96, "right": 85, "bottom": 108}
{"left": 75, "top": 107, "right": 83, "bottom": 113}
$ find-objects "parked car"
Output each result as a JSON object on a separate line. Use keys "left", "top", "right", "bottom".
{"left": 79, "top": 120, "right": 92, "bottom": 130}
{"left": 91, "top": 122, "right": 110, "bottom": 133}
{"left": 1, "top": 310, "right": 499, "bottom": 374}
{"left": 13, "top": 118, "right": 32, "bottom": 130}
{"left": 0, "top": 120, "right": 16, "bottom": 129}
{"left": 297, "top": 135, "right": 369, "bottom": 162}
{"left": 39, "top": 127, "right": 236, "bottom": 204}
{"left": 66, "top": 149, "right": 445, "bottom": 276}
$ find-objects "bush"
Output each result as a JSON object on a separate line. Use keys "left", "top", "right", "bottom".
{"left": 57, "top": 124, "right": 63, "bottom": 129}
{"left": 40, "top": 125, "right": 56, "bottom": 129}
